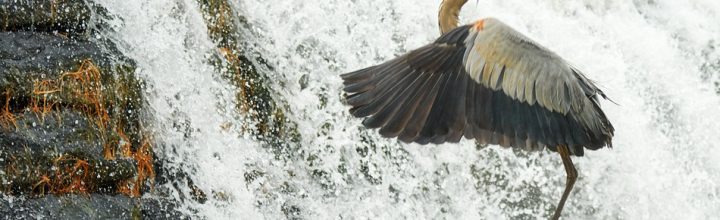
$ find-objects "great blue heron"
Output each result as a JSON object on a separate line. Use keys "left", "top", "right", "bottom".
{"left": 341, "top": 0, "right": 614, "bottom": 219}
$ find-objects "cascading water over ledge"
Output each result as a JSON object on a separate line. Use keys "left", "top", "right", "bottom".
{"left": 2, "top": 0, "right": 719, "bottom": 219}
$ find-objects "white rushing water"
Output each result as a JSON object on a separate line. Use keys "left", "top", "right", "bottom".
{"left": 99, "top": 0, "right": 720, "bottom": 219}
{"left": 95, "top": 0, "right": 261, "bottom": 217}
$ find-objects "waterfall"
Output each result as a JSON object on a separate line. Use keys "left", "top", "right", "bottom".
{"left": 95, "top": 0, "right": 261, "bottom": 217}
{"left": 98, "top": 0, "right": 720, "bottom": 219}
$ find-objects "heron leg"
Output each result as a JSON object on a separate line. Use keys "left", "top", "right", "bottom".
{"left": 551, "top": 145, "right": 578, "bottom": 220}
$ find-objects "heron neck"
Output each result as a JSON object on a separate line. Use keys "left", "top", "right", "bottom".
{"left": 438, "top": 0, "right": 468, "bottom": 34}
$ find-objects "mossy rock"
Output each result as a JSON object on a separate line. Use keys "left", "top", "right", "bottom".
{"left": 0, "top": 31, "right": 135, "bottom": 99}
{"left": 0, "top": 31, "right": 148, "bottom": 196}
{"left": 197, "top": 0, "right": 302, "bottom": 152}
{"left": 0, "top": 1, "right": 162, "bottom": 215}
{"left": 0, "top": 110, "right": 137, "bottom": 195}
{"left": 0, "top": 31, "right": 143, "bottom": 143}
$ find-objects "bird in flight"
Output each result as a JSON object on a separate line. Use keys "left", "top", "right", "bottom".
{"left": 340, "top": 0, "right": 614, "bottom": 219}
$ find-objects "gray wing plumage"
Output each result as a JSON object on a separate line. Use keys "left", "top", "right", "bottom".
{"left": 341, "top": 18, "right": 613, "bottom": 156}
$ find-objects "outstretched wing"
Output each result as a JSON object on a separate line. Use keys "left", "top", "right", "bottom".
{"left": 341, "top": 18, "right": 613, "bottom": 156}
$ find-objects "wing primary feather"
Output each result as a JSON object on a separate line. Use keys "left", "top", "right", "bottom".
{"left": 475, "top": 85, "right": 493, "bottom": 130}
{"left": 363, "top": 66, "right": 431, "bottom": 129}
{"left": 341, "top": 66, "right": 374, "bottom": 83}
{"left": 464, "top": 73, "right": 478, "bottom": 139}
{"left": 424, "top": 81, "right": 459, "bottom": 143}
{"left": 347, "top": 63, "right": 410, "bottom": 111}
{"left": 556, "top": 113, "right": 573, "bottom": 147}
{"left": 379, "top": 68, "right": 438, "bottom": 137}
{"left": 398, "top": 69, "right": 448, "bottom": 142}
{"left": 544, "top": 109, "right": 561, "bottom": 147}
{"left": 533, "top": 104, "right": 550, "bottom": 147}
{"left": 513, "top": 99, "right": 529, "bottom": 144}
{"left": 362, "top": 48, "right": 455, "bottom": 128}
{"left": 415, "top": 65, "right": 457, "bottom": 144}
{"left": 440, "top": 67, "right": 469, "bottom": 143}
{"left": 500, "top": 93, "right": 516, "bottom": 147}
{"left": 410, "top": 48, "right": 468, "bottom": 143}
{"left": 343, "top": 76, "right": 376, "bottom": 93}
{"left": 345, "top": 59, "right": 409, "bottom": 106}
{"left": 525, "top": 104, "right": 541, "bottom": 147}
{"left": 351, "top": 65, "right": 414, "bottom": 117}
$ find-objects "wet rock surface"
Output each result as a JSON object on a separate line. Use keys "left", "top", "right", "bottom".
{"left": 0, "top": 0, "right": 183, "bottom": 218}
{"left": 1, "top": 0, "right": 299, "bottom": 218}
{"left": 0, "top": 31, "right": 136, "bottom": 108}
{"left": 0, "top": 0, "right": 107, "bottom": 34}
{"left": 0, "top": 194, "right": 184, "bottom": 220}
{"left": 0, "top": 110, "right": 137, "bottom": 194}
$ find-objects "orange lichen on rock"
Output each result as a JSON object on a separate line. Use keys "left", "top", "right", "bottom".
{"left": 118, "top": 136, "right": 155, "bottom": 197}
{"left": 29, "top": 59, "right": 114, "bottom": 154}
{"left": 16, "top": 59, "right": 155, "bottom": 197}
{"left": 32, "top": 175, "right": 52, "bottom": 195}
{"left": 117, "top": 126, "right": 133, "bottom": 157}
{"left": 103, "top": 141, "right": 116, "bottom": 161}
{"left": 219, "top": 47, "right": 250, "bottom": 114}
{"left": 0, "top": 90, "right": 17, "bottom": 129}
{"left": 52, "top": 158, "right": 92, "bottom": 195}
{"left": 29, "top": 156, "right": 94, "bottom": 196}
{"left": 134, "top": 137, "right": 155, "bottom": 193}
{"left": 60, "top": 59, "right": 109, "bottom": 130}
{"left": 30, "top": 79, "right": 61, "bottom": 120}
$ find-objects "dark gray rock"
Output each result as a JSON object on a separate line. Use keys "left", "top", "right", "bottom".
{"left": 0, "top": 110, "right": 136, "bottom": 194}
{"left": 0, "top": 30, "right": 143, "bottom": 197}
{"left": 0, "top": 31, "right": 132, "bottom": 97}
{"left": 0, "top": 194, "right": 135, "bottom": 220}
{"left": 0, "top": 0, "right": 106, "bottom": 34}
{"left": 0, "top": 194, "right": 185, "bottom": 220}
{"left": 1, "top": 110, "right": 102, "bottom": 155}
{"left": 0, "top": 31, "right": 144, "bottom": 146}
